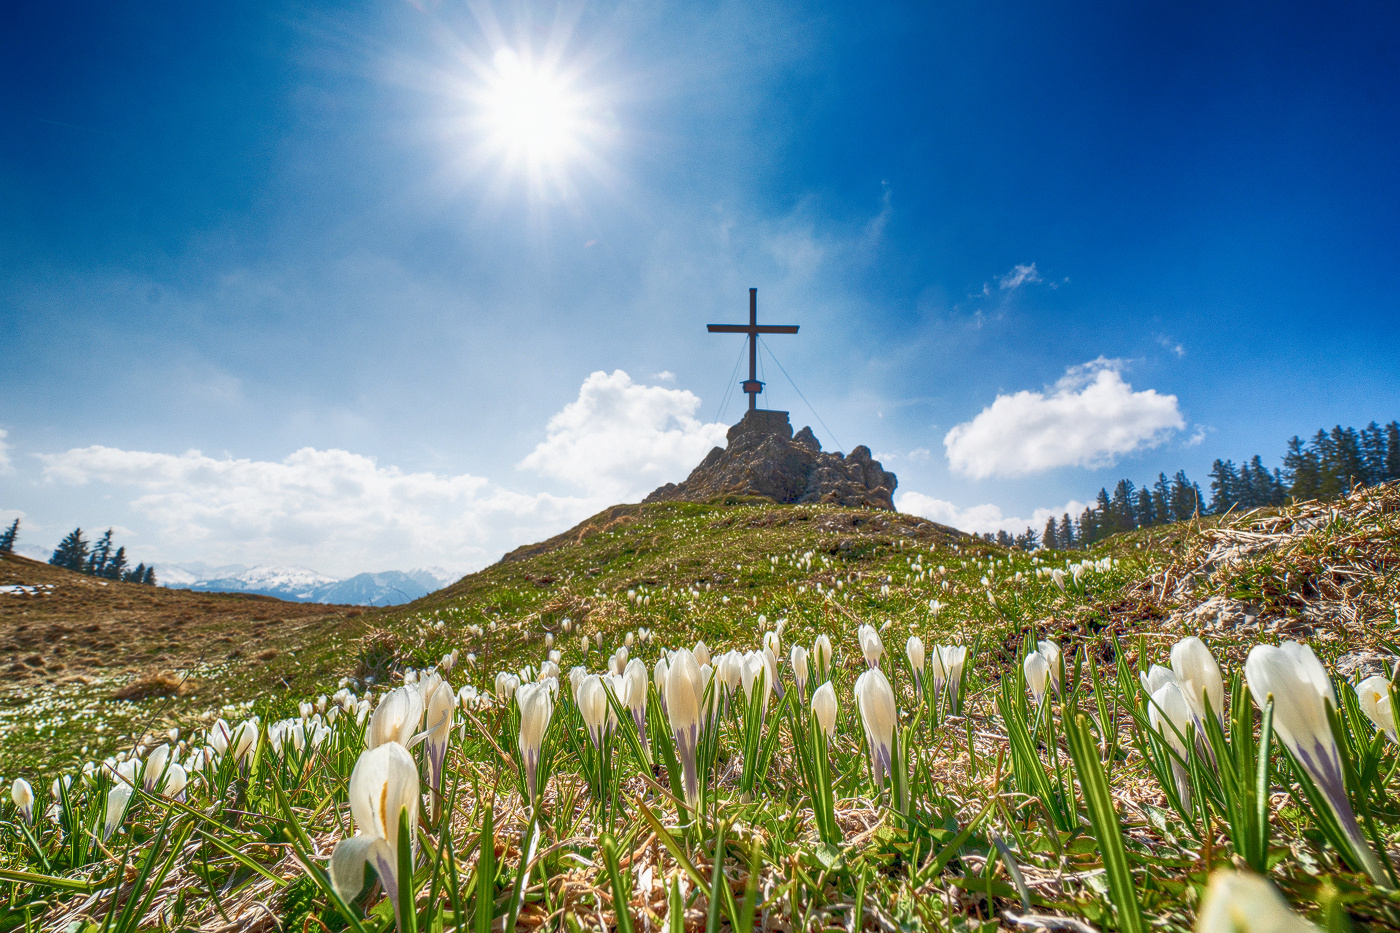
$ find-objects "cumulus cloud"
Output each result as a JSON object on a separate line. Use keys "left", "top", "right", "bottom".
{"left": 943, "top": 359, "right": 1184, "bottom": 478}
{"left": 897, "top": 491, "right": 1087, "bottom": 538}
{"left": 31, "top": 371, "right": 729, "bottom": 576}
{"left": 518, "top": 370, "right": 728, "bottom": 502}
{"left": 999, "top": 263, "right": 1042, "bottom": 289}
{"left": 38, "top": 445, "right": 600, "bottom": 578}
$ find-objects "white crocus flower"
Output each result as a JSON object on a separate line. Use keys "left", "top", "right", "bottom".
{"left": 624, "top": 659, "right": 650, "bottom": 754}
{"left": 143, "top": 744, "right": 171, "bottom": 792}
{"left": 1245, "top": 641, "right": 1388, "bottom": 885}
{"left": 423, "top": 679, "right": 456, "bottom": 816}
{"left": 858, "top": 625, "right": 884, "bottom": 668}
{"left": 366, "top": 687, "right": 425, "bottom": 751}
{"left": 1355, "top": 675, "right": 1398, "bottom": 744}
{"left": 1050, "top": 568, "right": 1066, "bottom": 593}
{"left": 104, "top": 782, "right": 133, "bottom": 840}
{"left": 812, "top": 682, "right": 838, "bottom": 740}
{"left": 1024, "top": 652, "right": 1050, "bottom": 709}
{"left": 329, "top": 743, "right": 420, "bottom": 922}
{"left": 1149, "top": 681, "right": 1195, "bottom": 810}
{"left": 791, "top": 644, "right": 810, "bottom": 699}
{"left": 517, "top": 682, "right": 553, "bottom": 805}
{"left": 577, "top": 675, "right": 609, "bottom": 748}
{"left": 906, "top": 636, "right": 926, "bottom": 699}
{"left": 11, "top": 779, "right": 34, "bottom": 823}
{"left": 1140, "top": 664, "right": 1177, "bottom": 696}
{"left": 495, "top": 672, "right": 520, "bottom": 703}
{"left": 855, "top": 669, "right": 898, "bottom": 790}
{"left": 653, "top": 657, "right": 670, "bottom": 715}
{"left": 693, "top": 641, "right": 711, "bottom": 667}
{"left": 813, "top": 634, "right": 833, "bottom": 681}
{"left": 162, "top": 763, "right": 189, "bottom": 800}
{"left": 1195, "top": 869, "right": 1320, "bottom": 933}
{"left": 933, "top": 645, "right": 969, "bottom": 712}
{"left": 1037, "top": 640, "right": 1062, "bottom": 694}
{"left": 665, "top": 648, "right": 705, "bottom": 812}
{"left": 1171, "top": 636, "right": 1225, "bottom": 724}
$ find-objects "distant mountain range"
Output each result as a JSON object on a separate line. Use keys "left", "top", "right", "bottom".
{"left": 156, "top": 563, "right": 458, "bottom": 606}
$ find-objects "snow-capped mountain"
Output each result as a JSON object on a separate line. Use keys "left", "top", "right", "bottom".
{"left": 157, "top": 564, "right": 459, "bottom": 606}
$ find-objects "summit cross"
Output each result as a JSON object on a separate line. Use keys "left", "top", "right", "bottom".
{"left": 707, "top": 288, "right": 799, "bottom": 412}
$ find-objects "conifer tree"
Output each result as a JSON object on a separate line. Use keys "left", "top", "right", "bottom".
{"left": 1135, "top": 488, "right": 1155, "bottom": 527}
{"left": 1208, "top": 460, "right": 1239, "bottom": 514}
{"left": 104, "top": 546, "right": 128, "bottom": 580}
{"left": 1361, "top": 422, "right": 1388, "bottom": 484}
{"left": 50, "top": 528, "right": 89, "bottom": 572}
{"left": 0, "top": 518, "right": 17, "bottom": 554}
{"left": 87, "top": 529, "right": 114, "bottom": 576}
{"left": 142, "top": 566, "right": 157, "bottom": 586}
{"left": 1387, "top": 421, "right": 1400, "bottom": 482}
{"left": 1042, "top": 516, "right": 1059, "bottom": 550}
{"left": 1152, "top": 473, "right": 1172, "bottom": 524}
{"left": 124, "top": 562, "right": 146, "bottom": 583}
{"left": 1058, "top": 514, "right": 1074, "bottom": 549}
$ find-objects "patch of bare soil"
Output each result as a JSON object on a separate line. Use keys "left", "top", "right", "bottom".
{"left": 0, "top": 553, "right": 362, "bottom": 687}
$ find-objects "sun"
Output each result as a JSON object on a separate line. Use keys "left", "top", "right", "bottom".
{"left": 480, "top": 48, "right": 588, "bottom": 171}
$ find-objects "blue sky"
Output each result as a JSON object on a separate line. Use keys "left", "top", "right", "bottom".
{"left": 2, "top": 0, "right": 1398, "bottom": 577}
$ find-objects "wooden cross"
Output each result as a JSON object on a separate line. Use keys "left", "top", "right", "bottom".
{"left": 707, "top": 288, "right": 799, "bottom": 412}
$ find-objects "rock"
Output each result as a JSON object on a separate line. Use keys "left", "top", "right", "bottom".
{"left": 644, "top": 410, "right": 898, "bottom": 510}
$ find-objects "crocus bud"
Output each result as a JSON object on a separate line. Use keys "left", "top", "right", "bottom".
{"left": 813, "top": 634, "right": 833, "bottom": 680}
{"left": 1149, "top": 681, "right": 1195, "bottom": 809}
{"left": 1171, "top": 636, "right": 1225, "bottom": 724}
{"left": 143, "top": 744, "right": 171, "bottom": 792}
{"left": 665, "top": 648, "right": 705, "bottom": 810}
{"left": 423, "top": 679, "right": 456, "bottom": 812}
{"left": 906, "top": 636, "right": 926, "bottom": 698}
{"left": 10, "top": 778, "right": 33, "bottom": 823}
{"left": 854, "top": 669, "right": 897, "bottom": 789}
{"left": 812, "top": 682, "right": 838, "bottom": 739}
{"left": 653, "top": 656, "right": 670, "bottom": 713}
{"left": 858, "top": 625, "right": 884, "bottom": 668}
{"left": 577, "top": 675, "right": 608, "bottom": 747}
{"left": 1140, "top": 664, "right": 1176, "bottom": 696}
{"left": 1050, "top": 568, "right": 1066, "bottom": 593}
{"left": 367, "top": 686, "right": 425, "bottom": 750}
{"left": 791, "top": 644, "right": 810, "bottom": 698}
{"left": 162, "top": 763, "right": 189, "bottom": 799}
{"left": 693, "top": 641, "right": 710, "bottom": 667}
{"left": 1246, "top": 641, "right": 1387, "bottom": 884}
{"left": 763, "top": 630, "right": 780, "bottom": 657}
{"left": 1356, "top": 675, "right": 1398, "bottom": 744}
{"left": 495, "top": 672, "right": 520, "bottom": 703}
{"left": 933, "top": 645, "right": 968, "bottom": 711}
{"left": 1024, "top": 652, "right": 1050, "bottom": 708}
{"left": 329, "top": 742, "right": 421, "bottom": 918}
{"left": 517, "top": 682, "right": 553, "bottom": 804}
{"left": 1195, "top": 869, "right": 1321, "bottom": 933}
{"left": 624, "top": 659, "right": 650, "bottom": 752}
{"left": 1037, "top": 640, "right": 1062, "bottom": 693}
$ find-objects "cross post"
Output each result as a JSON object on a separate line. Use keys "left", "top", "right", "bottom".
{"left": 707, "top": 288, "right": 799, "bottom": 412}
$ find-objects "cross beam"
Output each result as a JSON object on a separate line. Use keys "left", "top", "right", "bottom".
{"left": 708, "top": 288, "right": 799, "bottom": 412}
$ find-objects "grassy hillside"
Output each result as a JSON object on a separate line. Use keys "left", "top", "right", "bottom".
{"left": 1, "top": 489, "right": 1398, "bottom": 931}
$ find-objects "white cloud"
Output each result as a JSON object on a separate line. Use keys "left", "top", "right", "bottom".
{"left": 518, "top": 370, "right": 729, "bottom": 502}
{"left": 943, "top": 359, "right": 1184, "bottom": 478}
{"left": 906, "top": 447, "right": 932, "bottom": 464}
{"left": 651, "top": 371, "right": 677, "bottom": 383}
{"left": 38, "top": 445, "right": 600, "bottom": 578}
{"left": 29, "top": 370, "right": 730, "bottom": 577}
{"left": 999, "top": 263, "right": 1042, "bottom": 289}
{"left": 1185, "top": 425, "right": 1208, "bottom": 447}
{"left": 1157, "top": 335, "right": 1186, "bottom": 358}
{"left": 0, "top": 429, "right": 12, "bottom": 473}
{"left": 897, "top": 491, "right": 1087, "bottom": 537}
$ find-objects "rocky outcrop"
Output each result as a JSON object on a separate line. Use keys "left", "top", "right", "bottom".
{"left": 644, "top": 410, "right": 897, "bottom": 510}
